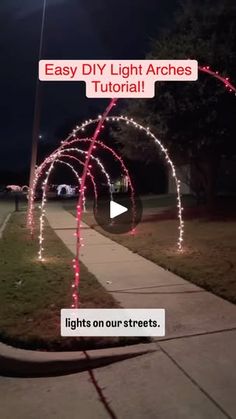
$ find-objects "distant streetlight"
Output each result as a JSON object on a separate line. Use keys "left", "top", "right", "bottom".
{"left": 27, "top": 0, "right": 47, "bottom": 225}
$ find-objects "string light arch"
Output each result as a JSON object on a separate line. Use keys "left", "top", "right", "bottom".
{"left": 28, "top": 65, "right": 236, "bottom": 307}
{"left": 38, "top": 148, "right": 114, "bottom": 261}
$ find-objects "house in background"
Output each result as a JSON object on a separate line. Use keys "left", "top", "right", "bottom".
{"left": 168, "top": 156, "right": 236, "bottom": 196}
{"left": 111, "top": 175, "right": 129, "bottom": 193}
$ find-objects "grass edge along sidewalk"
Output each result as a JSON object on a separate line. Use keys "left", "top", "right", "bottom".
{"left": 74, "top": 206, "right": 236, "bottom": 305}
{"left": 0, "top": 212, "right": 145, "bottom": 351}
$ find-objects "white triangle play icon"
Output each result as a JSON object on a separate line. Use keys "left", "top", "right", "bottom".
{"left": 110, "top": 200, "right": 128, "bottom": 219}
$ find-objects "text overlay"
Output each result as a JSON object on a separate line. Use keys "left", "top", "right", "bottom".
{"left": 61, "top": 308, "right": 165, "bottom": 337}
{"left": 39, "top": 60, "right": 198, "bottom": 98}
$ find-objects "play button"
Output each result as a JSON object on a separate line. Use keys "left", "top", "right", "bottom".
{"left": 110, "top": 201, "right": 128, "bottom": 219}
{"left": 93, "top": 193, "right": 143, "bottom": 235}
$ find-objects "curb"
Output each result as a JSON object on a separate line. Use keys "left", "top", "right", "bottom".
{"left": 0, "top": 341, "right": 157, "bottom": 378}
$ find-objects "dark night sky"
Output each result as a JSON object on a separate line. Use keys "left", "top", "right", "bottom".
{"left": 0, "top": 0, "right": 178, "bottom": 171}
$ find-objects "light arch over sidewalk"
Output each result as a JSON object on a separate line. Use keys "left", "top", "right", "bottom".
{"left": 28, "top": 64, "right": 236, "bottom": 307}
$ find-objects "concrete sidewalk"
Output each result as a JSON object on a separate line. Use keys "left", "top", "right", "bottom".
{"left": 0, "top": 200, "right": 13, "bottom": 228}
{"left": 43, "top": 203, "right": 236, "bottom": 419}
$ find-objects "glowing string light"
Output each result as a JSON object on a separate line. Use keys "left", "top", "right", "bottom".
{"left": 58, "top": 154, "right": 98, "bottom": 212}
{"left": 38, "top": 162, "right": 55, "bottom": 261}
{"left": 31, "top": 142, "right": 112, "bottom": 237}
{"left": 62, "top": 137, "right": 136, "bottom": 232}
{"left": 28, "top": 64, "right": 236, "bottom": 239}
{"left": 199, "top": 66, "right": 236, "bottom": 94}
{"left": 54, "top": 159, "right": 85, "bottom": 208}
{"left": 37, "top": 148, "right": 113, "bottom": 261}
{"left": 60, "top": 148, "right": 113, "bottom": 202}
{"left": 26, "top": 65, "right": 236, "bottom": 310}
{"left": 62, "top": 116, "right": 184, "bottom": 250}
{"left": 71, "top": 98, "right": 117, "bottom": 308}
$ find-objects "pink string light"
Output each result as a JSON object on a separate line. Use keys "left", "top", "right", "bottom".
{"left": 37, "top": 149, "right": 112, "bottom": 262}
{"left": 61, "top": 138, "right": 136, "bottom": 231}
{"left": 199, "top": 66, "right": 236, "bottom": 94}
{"left": 65, "top": 117, "right": 183, "bottom": 249}
{"left": 71, "top": 98, "right": 117, "bottom": 308}
{"left": 28, "top": 64, "right": 236, "bottom": 237}
{"left": 58, "top": 154, "right": 98, "bottom": 211}
{"left": 27, "top": 64, "right": 236, "bottom": 309}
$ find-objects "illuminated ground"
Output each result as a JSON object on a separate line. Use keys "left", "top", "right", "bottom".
{"left": 65, "top": 196, "right": 236, "bottom": 304}
{"left": 40, "top": 202, "right": 236, "bottom": 419}
{"left": 0, "top": 212, "right": 124, "bottom": 350}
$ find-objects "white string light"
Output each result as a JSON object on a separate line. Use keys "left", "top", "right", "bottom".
{"left": 37, "top": 148, "right": 113, "bottom": 261}
{"left": 62, "top": 115, "right": 184, "bottom": 251}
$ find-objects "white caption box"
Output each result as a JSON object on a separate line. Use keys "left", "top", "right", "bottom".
{"left": 39, "top": 60, "right": 198, "bottom": 98}
{"left": 61, "top": 308, "right": 165, "bottom": 337}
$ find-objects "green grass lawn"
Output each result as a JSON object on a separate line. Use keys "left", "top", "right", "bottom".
{"left": 80, "top": 209, "right": 236, "bottom": 305}
{"left": 140, "top": 194, "right": 196, "bottom": 209}
{"left": 0, "top": 212, "right": 139, "bottom": 351}
{"left": 63, "top": 194, "right": 195, "bottom": 212}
